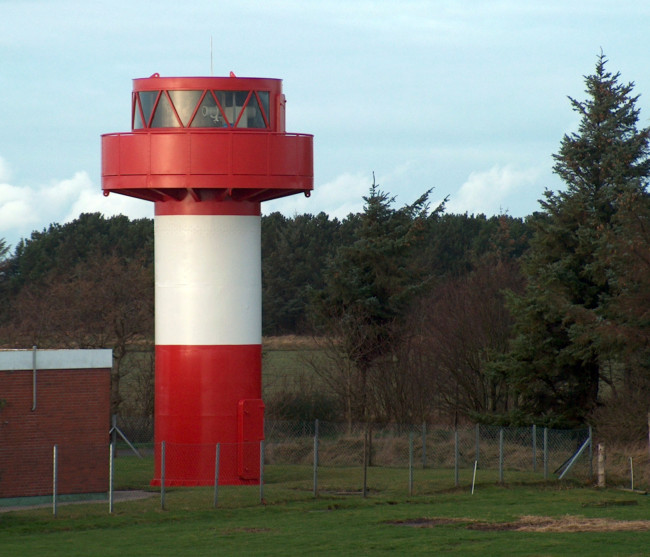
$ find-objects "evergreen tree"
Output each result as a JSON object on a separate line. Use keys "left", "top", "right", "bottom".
{"left": 586, "top": 190, "right": 650, "bottom": 440}
{"left": 310, "top": 178, "right": 442, "bottom": 423}
{"left": 504, "top": 54, "right": 650, "bottom": 426}
{"left": 262, "top": 211, "right": 344, "bottom": 335}
{"left": 10, "top": 213, "right": 153, "bottom": 289}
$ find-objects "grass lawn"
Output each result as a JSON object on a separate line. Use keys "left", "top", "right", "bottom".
{"left": 262, "top": 344, "right": 326, "bottom": 395}
{"left": 1, "top": 458, "right": 649, "bottom": 556}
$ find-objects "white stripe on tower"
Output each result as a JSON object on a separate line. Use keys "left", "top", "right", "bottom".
{"left": 154, "top": 214, "right": 261, "bottom": 346}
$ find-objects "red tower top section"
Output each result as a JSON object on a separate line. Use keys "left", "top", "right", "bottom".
{"left": 101, "top": 74, "right": 313, "bottom": 205}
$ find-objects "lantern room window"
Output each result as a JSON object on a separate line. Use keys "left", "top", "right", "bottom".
{"left": 151, "top": 92, "right": 181, "bottom": 128}
{"left": 133, "top": 89, "right": 271, "bottom": 130}
{"left": 169, "top": 90, "right": 203, "bottom": 126}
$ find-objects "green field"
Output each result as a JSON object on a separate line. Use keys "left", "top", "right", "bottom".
{"left": 1, "top": 457, "right": 650, "bottom": 556}
{"left": 262, "top": 343, "right": 326, "bottom": 393}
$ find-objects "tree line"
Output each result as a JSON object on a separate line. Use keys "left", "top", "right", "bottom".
{"left": 1, "top": 54, "right": 648, "bottom": 440}
{"left": 0, "top": 201, "right": 528, "bottom": 425}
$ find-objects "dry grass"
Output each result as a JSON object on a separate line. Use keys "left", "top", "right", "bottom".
{"left": 263, "top": 336, "right": 323, "bottom": 350}
{"left": 598, "top": 442, "right": 650, "bottom": 489}
{"left": 390, "top": 515, "right": 650, "bottom": 532}
{"left": 266, "top": 428, "right": 589, "bottom": 471}
{"left": 512, "top": 515, "right": 650, "bottom": 532}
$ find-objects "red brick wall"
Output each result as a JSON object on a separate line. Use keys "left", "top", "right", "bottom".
{"left": 0, "top": 367, "right": 110, "bottom": 498}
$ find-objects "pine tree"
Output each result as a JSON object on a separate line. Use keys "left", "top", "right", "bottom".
{"left": 504, "top": 54, "right": 650, "bottom": 426}
{"left": 310, "top": 177, "right": 441, "bottom": 423}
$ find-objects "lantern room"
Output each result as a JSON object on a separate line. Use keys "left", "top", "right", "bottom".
{"left": 130, "top": 74, "right": 284, "bottom": 131}
{"left": 102, "top": 74, "right": 312, "bottom": 205}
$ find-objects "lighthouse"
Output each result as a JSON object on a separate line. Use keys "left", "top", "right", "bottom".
{"left": 101, "top": 74, "right": 313, "bottom": 485}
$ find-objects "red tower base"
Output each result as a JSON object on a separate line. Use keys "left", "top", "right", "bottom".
{"left": 150, "top": 345, "right": 264, "bottom": 486}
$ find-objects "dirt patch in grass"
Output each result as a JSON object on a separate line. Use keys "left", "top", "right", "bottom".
{"left": 388, "top": 517, "right": 468, "bottom": 528}
{"left": 388, "top": 515, "right": 650, "bottom": 532}
{"left": 221, "top": 527, "right": 272, "bottom": 534}
{"left": 582, "top": 499, "right": 638, "bottom": 508}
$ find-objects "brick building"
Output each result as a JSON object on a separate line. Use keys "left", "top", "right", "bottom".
{"left": 0, "top": 349, "right": 111, "bottom": 498}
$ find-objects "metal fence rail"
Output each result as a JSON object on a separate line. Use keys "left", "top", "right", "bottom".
{"left": 264, "top": 421, "right": 593, "bottom": 481}
{"left": 0, "top": 420, "right": 614, "bottom": 514}
{"left": 109, "top": 418, "right": 594, "bottom": 479}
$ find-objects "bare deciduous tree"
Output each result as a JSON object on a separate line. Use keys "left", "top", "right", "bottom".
{"left": 2, "top": 253, "right": 154, "bottom": 414}
{"left": 404, "top": 259, "right": 523, "bottom": 424}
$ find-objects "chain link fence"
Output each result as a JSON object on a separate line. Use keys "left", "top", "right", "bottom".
{"left": 109, "top": 418, "right": 595, "bottom": 480}
{"left": 8, "top": 419, "right": 647, "bottom": 514}
{"left": 113, "top": 415, "right": 154, "bottom": 452}
{"left": 264, "top": 421, "right": 593, "bottom": 481}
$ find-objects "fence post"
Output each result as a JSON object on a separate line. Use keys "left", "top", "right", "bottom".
{"left": 532, "top": 424, "right": 537, "bottom": 473}
{"left": 648, "top": 412, "right": 650, "bottom": 464}
{"left": 597, "top": 443, "right": 606, "bottom": 488}
{"left": 498, "top": 428, "right": 504, "bottom": 483}
{"left": 471, "top": 460, "right": 478, "bottom": 495}
{"left": 259, "top": 440, "right": 265, "bottom": 504}
{"left": 454, "top": 429, "right": 459, "bottom": 487}
{"left": 111, "top": 414, "right": 118, "bottom": 459}
{"left": 32, "top": 345, "right": 37, "bottom": 411}
{"left": 52, "top": 444, "right": 58, "bottom": 517}
{"left": 543, "top": 427, "right": 548, "bottom": 480}
{"left": 409, "top": 432, "right": 414, "bottom": 496}
{"left": 421, "top": 422, "right": 427, "bottom": 469}
{"left": 213, "top": 443, "right": 220, "bottom": 508}
{"left": 161, "top": 441, "right": 166, "bottom": 510}
{"left": 648, "top": 412, "right": 650, "bottom": 486}
{"left": 362, "top": 428, "right": 368, "bottom": 498}
{"left": 109, "top": 443, "right": 114, "bottom": 514}
{"left": 313, "top": 419, "right": 319, "bottom": 497}
{"left": 588, "top": 426, "right": 593, "bottom": 478}
{"left": 475, "top": 423, "right": 480, "bottom": 467}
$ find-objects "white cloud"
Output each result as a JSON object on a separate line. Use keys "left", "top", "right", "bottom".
{"left": 0, "top": 158, "right": 545, "bottom": 253}
{"left": 0, "top": 183, "right": 36, "bottom": 231}
{"left": 41, "top": 171, "right": 96, "bottom": 218}
{"left": 447, "top": 165, "right": 541, "bottom": 216}
{"left": 0, "top": 167, "right": 152, "bottom": 249}
{"left": 64, "top": 177, "right": 153, "bottom": 223}
{"left": 263, "top": 172, "right": 369, "bottom": 219}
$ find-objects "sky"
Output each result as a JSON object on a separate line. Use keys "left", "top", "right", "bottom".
{"left": 2, "top": 0, "right": 650, "bottom": 249}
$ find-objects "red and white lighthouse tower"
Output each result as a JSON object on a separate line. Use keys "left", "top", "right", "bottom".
{"left": 101, "top": 74, "right": 313, "bottom": 485}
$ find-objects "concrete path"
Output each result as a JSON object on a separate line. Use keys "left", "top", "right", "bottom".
{"left": 0, "top": 490, "right": 156, "bottom": 513}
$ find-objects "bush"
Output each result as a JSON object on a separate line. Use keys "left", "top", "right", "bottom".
{"left": 265, "top": 384, "right": 339, "bottom": 422}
